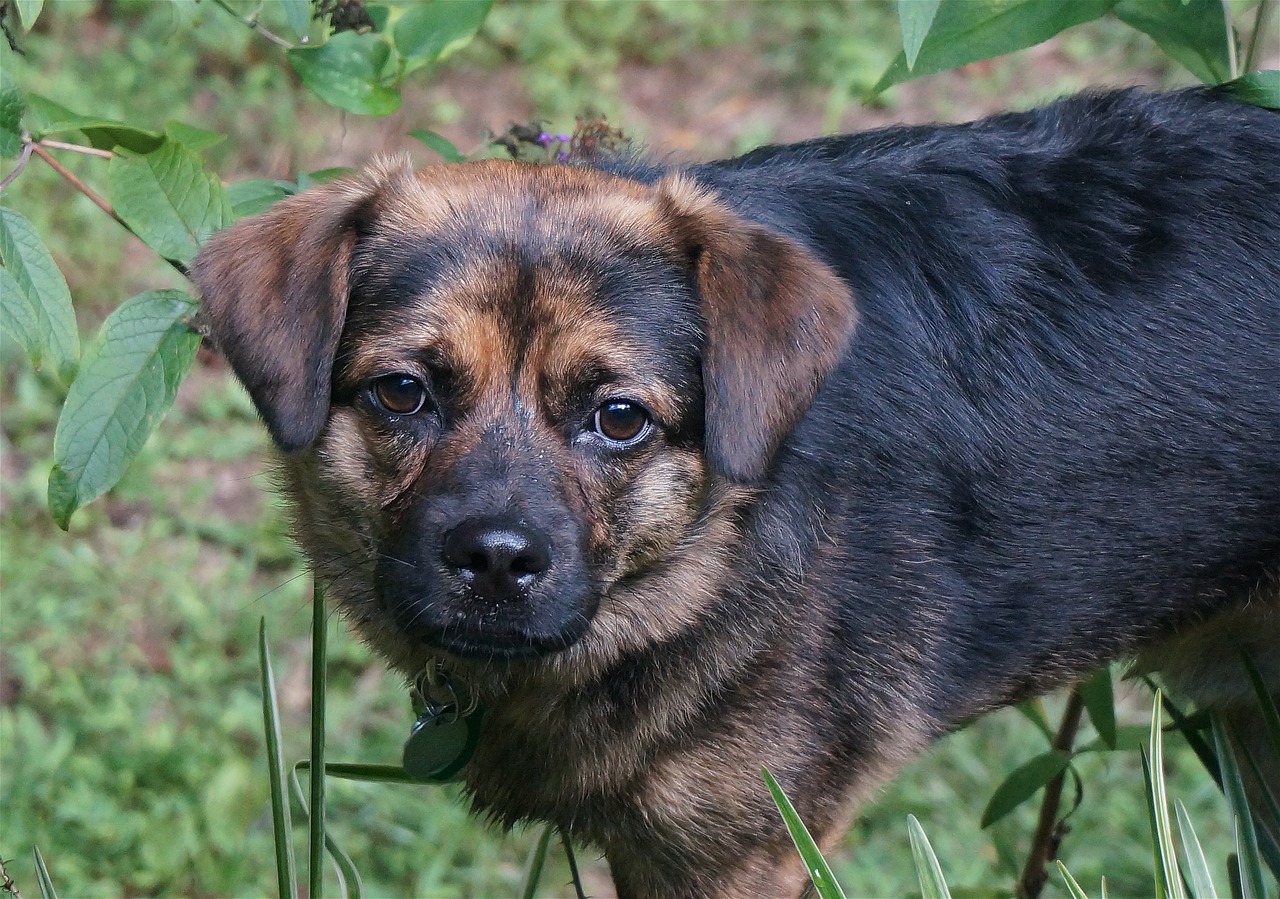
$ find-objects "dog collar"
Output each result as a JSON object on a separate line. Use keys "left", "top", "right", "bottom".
{"left": 402, "top": 660, "right": 483, "bottom": 782}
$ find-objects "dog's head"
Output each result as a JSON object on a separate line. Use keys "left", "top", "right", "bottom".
{"left": 193, "top": 158, "right": 854, "bottom": 674}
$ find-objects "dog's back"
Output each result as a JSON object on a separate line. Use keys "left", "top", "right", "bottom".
{"left": 686, "top": 87, "right": 1279, "bottom": 718}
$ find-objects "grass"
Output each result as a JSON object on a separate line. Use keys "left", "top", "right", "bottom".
{"left": 0, "top": 1, "right": 1246, "bottom": 896}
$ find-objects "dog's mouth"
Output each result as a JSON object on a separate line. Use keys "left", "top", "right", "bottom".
{"left": 426, "top": 618, "right": 591, "bottom": 660}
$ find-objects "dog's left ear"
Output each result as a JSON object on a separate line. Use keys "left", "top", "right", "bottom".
{"left": 192, "top": 160, "right": 412, "bottom": 451}
{"left": 657, "top": 174, "right": 858, "bottom": 482}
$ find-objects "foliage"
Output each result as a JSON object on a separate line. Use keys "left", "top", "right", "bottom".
{"left": 1, "top": 0, "right": 1277, "bottom": 896}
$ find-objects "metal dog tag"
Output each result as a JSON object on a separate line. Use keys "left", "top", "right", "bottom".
{"left": 402, "top": 704, "right": 482, "bottom": 783}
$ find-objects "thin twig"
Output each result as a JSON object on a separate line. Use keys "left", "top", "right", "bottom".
{"left": 30, "top": 141, "right": 125, "bottom": 225}
{"left": 1016, "top": 686, "right": 1086, "bottom": 899}
{"left": 0, "top": 854, "right": 22, "bottom": 899}
{"left": 38, "top": 138, "right": 115, "bottom": 159}
{"left": 560, "top": 830, "right": 588, "bottom": 899}
{"left": 30, "top": 141, "right": 190, "bottom": 279}
{"left": 0, "top": 140, "right": 33, "bottom": 191}
{"left": 208, "top": 0, "right": 295, "bottom": 49}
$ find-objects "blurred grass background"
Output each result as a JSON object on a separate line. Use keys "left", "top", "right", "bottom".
{"left": 0, "top": 1, "right": 1255, "bottom": 896}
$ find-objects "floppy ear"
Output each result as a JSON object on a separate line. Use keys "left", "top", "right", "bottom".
{"left": 657, "top": 174, "right": 857, "bottom": 482}
{"left": 191, "top": 160, "right": 411, "bottom": 451}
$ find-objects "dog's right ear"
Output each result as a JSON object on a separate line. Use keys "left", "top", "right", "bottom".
{"left": 191, "top": 163, "right": 405, "bottom": 451}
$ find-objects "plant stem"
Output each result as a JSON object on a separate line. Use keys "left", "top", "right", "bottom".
{"left": 37, "top": 139, "right": 115, "bottom": 159}
{"left": 1017, "top": 686, "right": 1086, "bottom": 899}
{"left": 1223, "top": 0, "right": 1240, "bottom": 79}
{"left": 30, "top": 142, "right": 125, "bottom": 227}
{"left": 208, "top": 0, "right": 295, "bottom": 49}
{"left": 0, "top": 140, "right": 33, "bottom": 191}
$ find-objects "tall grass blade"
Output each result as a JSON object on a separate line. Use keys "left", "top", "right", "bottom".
{"left": 1142, "top": 750, "right": 1170, "bottom": 899}
{"left": 1213, "top": 716, "right": 1266, "bottom": 899}
{"left": 315, "top": 762, "right": 421, "bottom": 784}
{"left": 907, "top": 814, "right": 952, "bottom": 899}
{"left": 763, "top": 768, "right": 848, "bottom": 899}
{"left": 1057, "top": 860, "right": 1091, "bottom": 899}
{"left": 1174, "top": 798, "right": 1217, "bottom": 899}
{"left": 1149, "top": 692, "right": 1188, "bottom": 899}
{"left": 310, "top": 583, "right": 328, "bottom": 899}
{"left": 259, "top": 618, "right": 298, "bottom": 899}
{"left": 290, "top": 763, "right": 364, "bottom": 899}
{"left": 1240, "top": 652, "right": 1280, "bottom": 761}
{"left": 32, "top": 846, "right": 57, "bottom": 899}
{"left": 521, "top": 824, "right": 555, "bottom": 899}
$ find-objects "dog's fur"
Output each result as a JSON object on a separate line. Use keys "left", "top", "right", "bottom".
{"left": 193, "top": 88, "right": 1280, "bottom": 897}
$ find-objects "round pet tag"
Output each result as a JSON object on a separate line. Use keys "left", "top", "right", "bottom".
{"left": 402, "top": 706, "right": 482, "bottom": 782}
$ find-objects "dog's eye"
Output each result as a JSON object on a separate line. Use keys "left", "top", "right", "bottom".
{"left": 593, "top": 400, "right": 651, "bottom": 445}
{"left": 371, "top": 374, "right": 428, "bottom": 416}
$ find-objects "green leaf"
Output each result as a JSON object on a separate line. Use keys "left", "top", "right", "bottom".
{"left": 1015, "top": 697, "right": 1056, "bottom": 743}
{"left": 1080, "top": 666, "right": 1117, "bottom": 749}
{"left": 33, "top": 845, "right": 57, "bottom": 899}
{"left": 980, "top": 749, "right": 1072, "bottom": 828}
{"left": 409, "top": 128, "right": 466, "bottom": 162}
{"left": 0, "top": 206, "right": 79, "bottom": 384}
{"left": 109, "top": 140, "right": 232, "bottom": 265}
{"left": 164, "top": 121, "right": 226, "bottom": 152}
{"left": 47, "top": 290, "right": 199, "bottom": 528}
{"left": 907, "top": 815, "right": 952, "bottom": 899}
{"left": 29, "top": 101, "right": 164, "bottom": 153}
{"left": 393, "top": 0, "right": 493, "bottom": 74}
{"left": 288, "top": 31, "right": 401, "bottom": 117}
{"left": 15, "top": 0, "right": 44, "bottom": 31}
{"left": 280, "top": 0, "right": 312, "bottom": 39}
{"left": 1147, "top": 693, "right": 1187, "bottom": 899}
{"left": 1114, "top": 0, "right": 1232, "bottom": 84}
{"left": 1057, "top": 860, "right": 1091, "bottom": 899}
{"left": 1174, "top": 799, "right": 1217, "bottom": 899}
{"left": 259, "top": 619, "right": 299, "bottom": 899}
{"left": 899, "top": 0, "right": 942, "bottom": 70}
{"left": 0, "top": 67, "right": 25, "bottom": 158}
{"left": 226, "top": 178, "right": 297, "bottom": 219}
{"left": 763, "top": 768, "right": 848, "bottom": 899}
{"left": 1223, "top": 70, "right": 1280, "bottom": 109}
{"left": 873, "top": 0, "right": 1117, "bottom": 93}
{"left": 1213, "top": 716, "right": 1267, "bottom": 899}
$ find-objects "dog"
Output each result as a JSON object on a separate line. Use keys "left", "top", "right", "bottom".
{"left": 192, "top": 87, "right": 1280, "bottom": 898}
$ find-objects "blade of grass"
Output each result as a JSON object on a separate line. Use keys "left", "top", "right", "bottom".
{"left": 907, "top": 814, "right": 952, "bottom": 899}
{"left": 1149, "top": 691, "right": 1188, "bottom": 899}
{"left": 1142, "top": 751, "right": 1170, "bottom": 899}
{"left": 290, "top": 763, "right": 364, "bottom": 899}
{"left": 259, "top": 617, "right": 298, "bottom": 899}
{"left": 763, "top": 768, "right": 848, "bottom": 899}
{"left": 310, "top": 583, "right": 328, "bottom": 899}
{"left": 1056, "top": 860, "right": 1091, "bottom": 899}
{"left": 32, "top": 846, "right": 57, "bottom": 899}
{"left": 316, "top": 762, "right": 422, "bottom": 784}
{"left": 1239, "top": 652, "right": 1280, "bottom": 759}
{"left": 1213, "top": 716, "right": 1266, "bottom": 899}
{"left": 521, "top": 824, "right": 555, "bottom": 899}
{"left": 1174, "top": 798, "right": 1217, "bottom": 899}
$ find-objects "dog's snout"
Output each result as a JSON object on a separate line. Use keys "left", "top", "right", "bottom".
{"left": 442, "top": 518, "right": 552, "bottom": 601}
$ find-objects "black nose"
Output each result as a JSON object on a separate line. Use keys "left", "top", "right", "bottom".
{"left": 441, "top": 518, "right": 552, "bottom": 602}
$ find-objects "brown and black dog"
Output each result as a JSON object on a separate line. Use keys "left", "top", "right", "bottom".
{"left": 194, "top": 88, "right": 1280, "bottom": 897}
